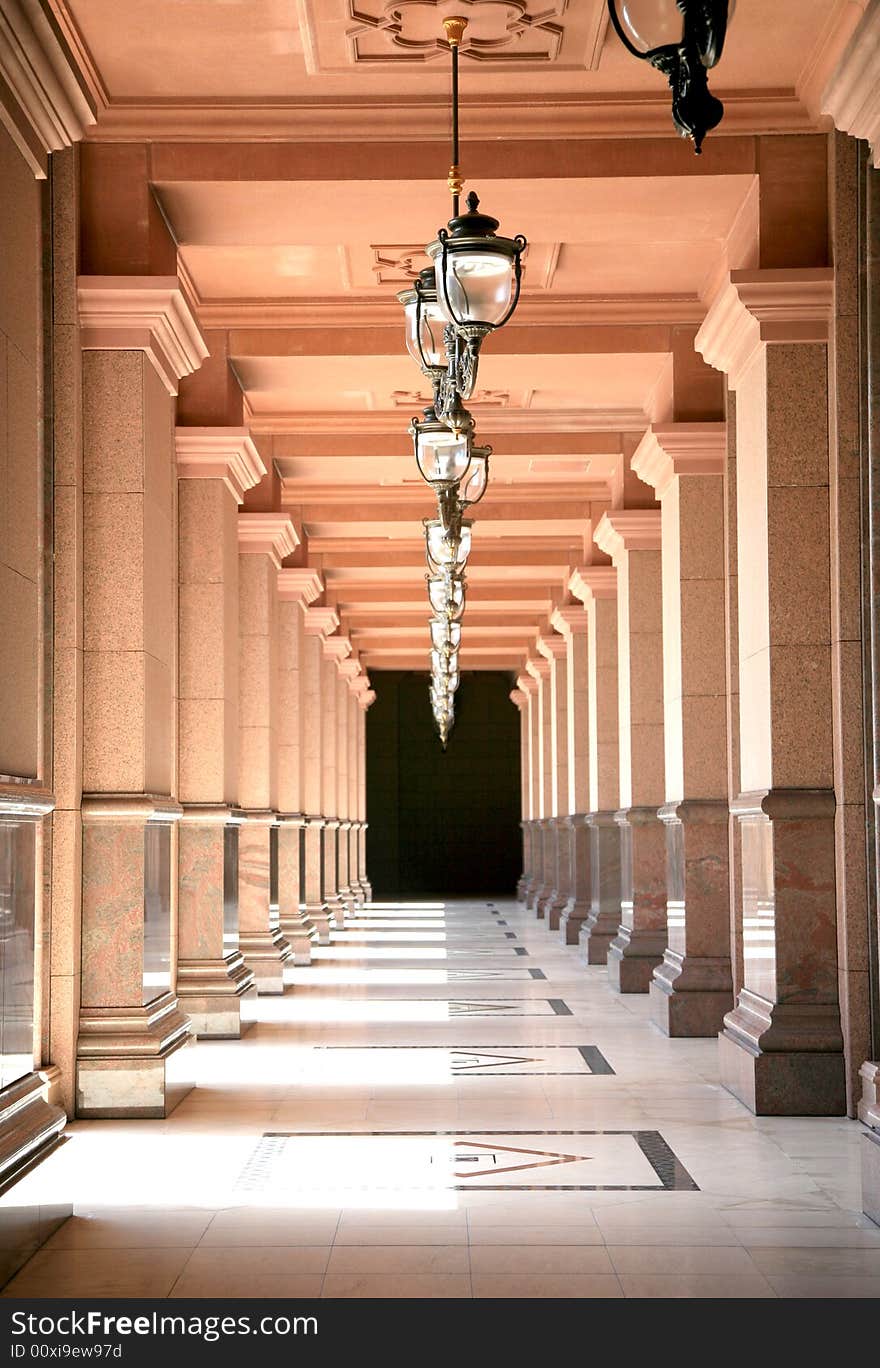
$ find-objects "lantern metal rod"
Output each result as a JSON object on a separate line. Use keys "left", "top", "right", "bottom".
{"left": 443, "top": 16, "right": 467, "bottom": 217}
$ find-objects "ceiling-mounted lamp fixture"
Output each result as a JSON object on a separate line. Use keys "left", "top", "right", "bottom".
{"left": 395, "top": 14, "right": 527, "bottom": 746}
{"left": 606, "top": 0, "right": 736, "bottom": 153}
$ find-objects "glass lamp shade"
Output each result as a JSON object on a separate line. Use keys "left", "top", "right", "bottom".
{"left": 430, "top": 618, "right": 462, "bottom": 653}
{"left": 425, "top": 519, "right": 472, "bottom": 570}
{"left": 430, "top": 245, "right": 515, "bottom": 328}
{"left": 427, "top": 573, "right": 465, "bottom": 621}
{"left": 426, "top": 192, "right": 525, "bottom": 333}
{"left": 412, "top": 413, "right": 472, "bottom": 487}
{"left": 459, "top": 450, "right": 489, "bottom": 506}
{"left": 610, "top": 0, "right": 735, "bottom": 62}
{"left": 397, "top": 284, "right": 446, "bottom": 372}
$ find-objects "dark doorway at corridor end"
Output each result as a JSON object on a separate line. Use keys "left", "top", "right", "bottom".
{"left": 366, "top": 671, "right": 521, "bottom": 896}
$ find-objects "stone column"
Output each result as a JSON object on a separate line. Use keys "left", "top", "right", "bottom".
{"left": 356, "top": 684, "right": 376, "bottom": 899}
{"left": 570, "top": 567, "right": 620, "bottom": 964}
{"left": 76, "top": 276, "right": 208, "bottom": 1115}
{"left": 301, "top": 606, "right": 338, "bottom": 939}
{"left": 510, "top": 688, "right": 530, "bottom": 902}
{"left": 525, "top": 655, "right": 552, "bottom": 915}
{"left": 335, "top": 667, "right": 354, "bottom": 911}
{"left": 321, "top": 635, "right": 352, "bottom": 926}
{"left": 346, "top": 678, "right": 365, "bottom": 902}
{"left": 175, "top": 428, "right": 264, "bottom": 1036}
{"left": 632, "top": 424, "right": 736, "bottom": 1036}
{"left": 551, "top": 604, "right": 591, "bottom": 945}
{"left": 696, "top": 267, "right": 846, "bottom": 1113}
{"left": 516, "top": 672, "right": 540, "bottom": 906}
{"left": 237, "top": 512, "right": 297, "bottom": 993}
{"left": 594, "top": 511, "right": 667, "bottom": 993}
{"left": 276, "top": 568, "right": 324, "bottom": 964}
{"left": 536, "top": 634, "right": 569, "bottom": 928}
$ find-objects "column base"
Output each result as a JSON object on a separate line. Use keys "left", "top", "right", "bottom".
{"left": 719, "top": 991, "right": 846, "bottom": 1115}
{"left": 177, "top": 952, "right": 256, "bottom": 1038}
{"left": 578, "top": 919, "right": 616, "bottom": 966}
{"left": 0, "top": 1074, "right": 69, "bottom": 1285}
{"left": 516, "top": 875, "right": 529, "bottom": 903}
{"left": 76, "top": 992, "right": 194, "bottom": 1119}
{"left": 239, "top": 928, "right": 291, "bottom": 995}
{"left": 532, "top": 884, "right": 552, "bottom": 919}
{"left": 862, "top": 1129, "right": 880, "bottom": 1228}
{"left": 280, "top": 909, "right": 318, "bottom": 966}
{"left": 543, "top": 892, "right": 567, "bottom": 931}
{"left": 305, "top": 902, "right": 332, "bottom": 944}
{"left": 581, "top": 812, "right": 621, "bottom": 964}
{"left": 325, "top": 892, "right": 346, "bottom": 929}
{"left": 559, "top": 899, "right": 590, "bottom": 945}
{"left": 649, "top": 952, "right": 734, "bottom": 1038}
{"left": 361, "top": 878, "right": 373, "bottom": 901}
{"left": 607, "top": 927, "right": 667, "bottom": 994}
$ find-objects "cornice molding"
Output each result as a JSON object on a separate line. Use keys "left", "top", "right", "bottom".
{"left": 276, "top": 567, "right": 324, "bottom": 604}
{"left": 550, "top": 604, "right": 588, "bottom": 636}
{"left": 77, "top": 276, "right": 209, "bottom": 396}
{"left": 593, "top": 509, "right": 662, "bottom": 561}
{"left": 175, "top": 427, "right": 265, "bottom": 503}
{"left": 83, "top": 88, "right": 822, "bottom": 145}
{"left": 358, "top": 688, "right": 377, "bottom": 710}
{"left": 822, "top": 0, "right": 880, "bottom": 162}
{"left": 525, "top": 656, "right": 551, "bottom": 682}
{"left": 695, "top": 268, "right": 834, "bottom": 388}
{"left": 0, "top": 0, "right": 96, "bottom": 177}
{"left": 323, "top": 635, "right": 353, "bottom": 662}
{"left": 630, "top": 422, "right": 727, "bottom": 497}
{"left": 568, "top": 565, "right": 617, "bottom": 603}
{"left": 236, "top": 512, "right": 300, "bottom": 565}
{"left": 510, "top": 688, "right": 527, "bottom": 709}
{"left": 536, "top": 634, "right": 567, "bottom": 661}
{"left": 516, "top": 672, "right": 537, "bottom": 696}
{"left": 304, "top": 606, "right": 340, "bottom": 638}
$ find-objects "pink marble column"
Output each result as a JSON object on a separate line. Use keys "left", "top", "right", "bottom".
{"left": 335, "top": 666, "right": 355, "bottom": 912}
{"left": 76, "top": 276, "right": 208, "bottom": 1116}
{"left": 356, "top": 684, "right": 376, "bottom": 899}
{"left": 276, "top": 567, "right": 324, "bottom": 964}
{"left": 536, "top": 633, "right": 569, "bottom": 928}
{"left": 524, "top": 656, "right": 552, "bottom": 916}
{"left": 237, "top": 513, "right": 297, "bottom": 993}
{"left": 594, "top": 511, "right": 667, "bottom": 993}
{"left": 321, "top": 635, "right": 352, "bottom": 926}
{"left": 516, "top": 673, "right": 540, "bottom": 906}
{"left": 176, "top": 428, "right": 264, "bottom": 1036}
{"left": 696, "top": 267, "right": 846, "bottom": 1113}
{"left": 570, "top": 567, "right": 620, "bottom": 965}
{"left": 345, "top": 678, "right": 366, "bottom": 902}
{"left": 509, "top": 688, "right": 530, "bottom": 903}
{"left": 632, "top": 424, "right": 735, "bottom": 1037}
{"left": 301, "top": 606, "right": 338, "bottom": 939}
{"left": 551, "top": 604, "right": 591, "bottom": 945}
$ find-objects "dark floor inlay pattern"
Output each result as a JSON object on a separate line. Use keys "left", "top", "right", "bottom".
{"left": 237, "top": 1130, "right": 699, "bottom": 1193}
{"left": 312, "top": 1044, "right": 614, "bottom": 1075}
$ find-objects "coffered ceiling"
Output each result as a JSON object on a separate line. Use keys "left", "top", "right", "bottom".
{"left": 55, "top": 0, "right": 856, "bottom": 671}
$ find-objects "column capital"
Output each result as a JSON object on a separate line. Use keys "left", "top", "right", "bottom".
{"left": 525, "top": 656, "right": 551, "bottom": 682}
{"left": 568, "top": 565, "right": 616, "bottom": 604}
{"left": 351, "top": 673, "right": 372, "bottom": 695}
{"left": 338, "top": 658, "right": 360, "bottom": 680}
{"left": 77, "top": 276, "right": 209, "bottom": 395}
{"left": 510, "top": 688, "right": 527, "bottom": 709}
{"left": 175, "top": 428, "right": 266, "bottom": 503}
{"left": 277, "top": 568, "right": 324, "bottom": 604}
{"left": 304, "top": 606, "right": 340, "bottom": 638}
{"left": 695, "top": 269, "right": 834, "bottom": 388}
{"left": 358, "top": 689, "right": 377, "bottom": 710}
{"left": 550, "top": 605, "right": 588, "bottom": 638}
{"left": 631, "top": 422, "right": 727, "bottom": 496}
{"left": 322, "top": 635, "right": 352, "bottom": 663}
{"left": 593, "top": 509, "right": 661, "bottom": 563}
{"left": 516, "top": 672, "right": 537, "bottom": 697}
{"left": 237, "top": 512, "right": 299, "bottom": 566}
{"left": 537, "top": 634, "right": 567, "bottom": 663}
{"left": 822, "top": 0, "right": 880, "bottom": 163}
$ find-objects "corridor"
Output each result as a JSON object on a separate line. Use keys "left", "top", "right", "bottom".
{"left": 3, "top": 900, "right": 877, "bottom": 1300}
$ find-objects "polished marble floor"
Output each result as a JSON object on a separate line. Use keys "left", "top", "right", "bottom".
{"left": 3, "top": 897, "right": 880, "bottom": 1299}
